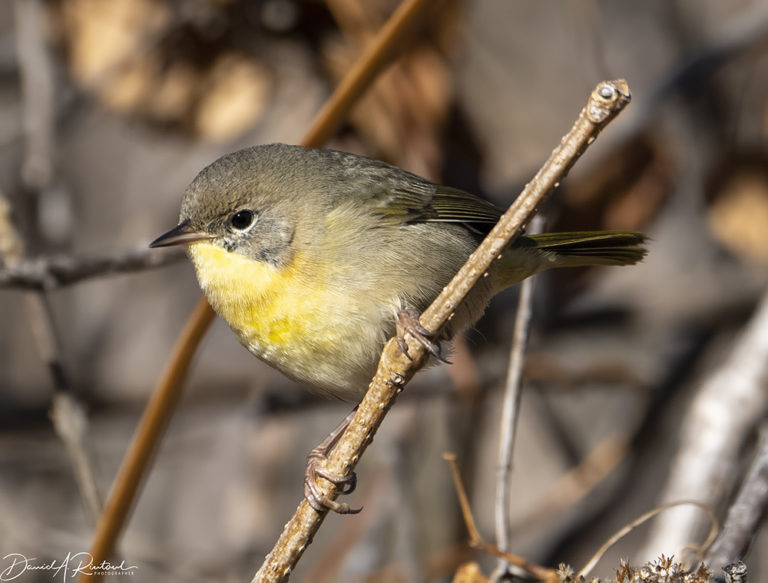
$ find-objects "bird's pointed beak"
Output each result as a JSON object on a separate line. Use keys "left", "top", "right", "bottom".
{"left": 149, "top": 221, "right": 214, "bottom": 248}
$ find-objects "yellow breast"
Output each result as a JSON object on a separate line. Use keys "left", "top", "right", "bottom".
{"left": 188, "top": 242, "right": 332, "bottom": 357}
{"left": 187, "top": 241, "right": 389, "bottom": 398}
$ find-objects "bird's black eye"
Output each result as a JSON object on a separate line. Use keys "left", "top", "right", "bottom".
{"left": 231, "top": 210, "right": 255, "bottom": 230}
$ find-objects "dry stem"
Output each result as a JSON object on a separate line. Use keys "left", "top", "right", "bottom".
{"left": 444, "top": 452, "right": 558, "bottom": 583}
{"left": 493, "top": 216, "right": 541, "bottom": 581}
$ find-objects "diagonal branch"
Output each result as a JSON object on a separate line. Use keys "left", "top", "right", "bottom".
{"left": 252, "top": 79, "right": 632, "bottom": 583}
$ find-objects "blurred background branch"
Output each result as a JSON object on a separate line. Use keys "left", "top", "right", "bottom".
{"left": 0, "top": 248, "right": 184, "bottom": 290}
{"left": 707, "top": 422, "right": 768, "bottom": 578}
{"left": 7, "top": 0, "right": 102, "bottom": 526}
{"left": 492, "top": 216, "right": 540, "bottom": 581}
{"left": 641, "top": 288, "right": 768, "bottom": 564}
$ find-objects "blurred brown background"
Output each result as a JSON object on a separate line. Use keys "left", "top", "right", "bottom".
{"left": 2, "top": 1, "right": 768, "bottom": 581}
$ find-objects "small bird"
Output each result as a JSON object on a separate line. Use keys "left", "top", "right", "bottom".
{"left": 151, "top": 143, "right": 646, "bottom": 398}
{"left": 151, "top": 143, "right": 646, "bottom": 511}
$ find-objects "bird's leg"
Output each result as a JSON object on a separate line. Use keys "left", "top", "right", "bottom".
{"left": 396, "top": 306, "right": 450, "bottom": 363}
{"left": 305, "top": 407, "right": 361, "bottom": 514}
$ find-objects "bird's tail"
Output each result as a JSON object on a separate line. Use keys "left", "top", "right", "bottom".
{"left": 524, "top": 231, "right": 648, "bottom": 267}
{"left": 491, "top": 231, "right": 647, "bottom": 291}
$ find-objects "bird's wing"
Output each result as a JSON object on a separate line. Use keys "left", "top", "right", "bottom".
{"left": 369, "top": 178, "right": 503, "bottom": 229}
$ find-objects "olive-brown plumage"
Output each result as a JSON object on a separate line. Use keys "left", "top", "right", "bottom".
{"left": 151, "top": 143, "right": 647, "bottom": 400}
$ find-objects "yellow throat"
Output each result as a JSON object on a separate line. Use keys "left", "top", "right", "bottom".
{"left": 188, "top": 241, "right": 312, "bottom": 348}
{"left": 186, "top": 240, "right": 375, "bottom": 398}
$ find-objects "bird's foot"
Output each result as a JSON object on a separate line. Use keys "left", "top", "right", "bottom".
{"left": 304, "top": 409, "right": 361, "bottom": 514}
{"left": 396, "top": 307, "right": 450, "bottom": 363}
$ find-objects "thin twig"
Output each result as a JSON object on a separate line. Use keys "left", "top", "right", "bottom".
{"left": 492, "top": 217, "right": 541, "bottom": 581}
{"left": 578, "top": 501, "right": 719, "bottom": 579}
{"left": 443, "top": 453, "right": 481, "bottom": 547}
{"left": 444, "top": 452, "right": 558, "bottom": 582}
{"left": 78, "top": 0, "right": 442, "bottom": 580}
{"left": 50, "top": 393, "right": 103, "bottom": 523}
{"left": 706, "top": 422, "right": 768, "bottom": 571}
{"left": 15, "top": 267, "right": 103, "bottom": 524}
{"left": 253, "top": 80, "right": 631, "bottom": 583}
{"left": 0, "top": 248, "right": 186, "bottom": 290}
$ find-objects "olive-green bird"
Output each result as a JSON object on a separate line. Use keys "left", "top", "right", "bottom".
{"left": 151, "top": 143, "right": 647, "bottom": 402}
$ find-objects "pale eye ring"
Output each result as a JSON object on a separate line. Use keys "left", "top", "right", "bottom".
{"left": 231, "top": 210, "right": 256, "bottom": 230}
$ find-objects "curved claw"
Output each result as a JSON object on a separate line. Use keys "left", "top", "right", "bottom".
{"left": 396, "top": 307, "right": 451, "bottom": 364}
{"left": 312, "top": 464, "right": 357, "bottom": 495}
{"left": 305, "top": 460, "right": 361, "bottom": 514}
{"left": 303, "top": 409, "right": 362, "bottom": 515}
